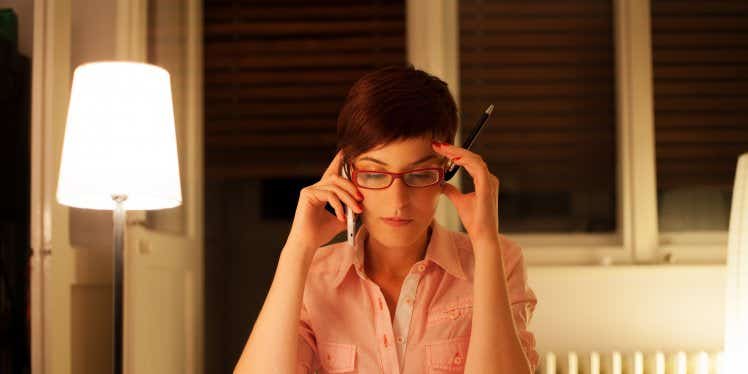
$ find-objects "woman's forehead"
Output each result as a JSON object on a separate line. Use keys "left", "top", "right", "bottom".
{"left": 359, "top": 137, "right": 429, "bottom": 156}
{"left": 358, "top": 152, "right": 439, "bottom": 163}
{"left": 351, "top": 136, "right": 447, "bottom": 167}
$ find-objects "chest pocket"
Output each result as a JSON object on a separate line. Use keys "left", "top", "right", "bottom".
{"left": 425, "top": 335, "right": 470, "bottom": 372}
{"left": 318, "top": 341, "right": 356, "bottom": 373}
{"left": 427, "top": 297, "right": 473, "bottom": 326}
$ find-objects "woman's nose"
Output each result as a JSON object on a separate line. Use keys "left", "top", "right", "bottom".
{"left": 390, "top": 177, "right": 410, "bottom": 206}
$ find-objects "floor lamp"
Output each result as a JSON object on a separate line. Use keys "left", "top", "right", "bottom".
{"left": 724, "top": 152, "right": 748, "bottom": 374}
{"left": 56, "top": 61, "right": 182, "bottom": 374}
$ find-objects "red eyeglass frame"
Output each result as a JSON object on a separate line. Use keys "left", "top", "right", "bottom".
{"left": 350, "top": 166, "right": 446, "bottom": 189}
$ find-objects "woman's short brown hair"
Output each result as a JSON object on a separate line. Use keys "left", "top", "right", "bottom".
{"left": 336, "top": 64, "right": 458, "bottom": 166}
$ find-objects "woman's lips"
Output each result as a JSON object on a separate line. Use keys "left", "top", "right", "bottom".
{"left": 381, "top": 217, "right": 413, "bottom": 227}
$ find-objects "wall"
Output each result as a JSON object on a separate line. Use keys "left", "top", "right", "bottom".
{"left": 528, "top": 265, "right": 725, "bottom": 354}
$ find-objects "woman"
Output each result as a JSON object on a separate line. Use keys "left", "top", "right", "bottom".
{"left": 234, "top": 65, "right": 538, "bottom": 374}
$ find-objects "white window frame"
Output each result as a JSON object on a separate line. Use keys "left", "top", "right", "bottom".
{"left": 408, "top": 0, "right": 728, "bottom": 265}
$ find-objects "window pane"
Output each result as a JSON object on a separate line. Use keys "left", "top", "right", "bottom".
{"left": 459, "top": 0, "right": 617, "bottom": 233}
{"left": 652, "top": 0, "right": 748, "bottom": 232}
{"left": 203, "top": 0, "right": 406, "bottom": 179}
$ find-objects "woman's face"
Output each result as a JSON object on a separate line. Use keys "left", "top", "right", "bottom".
{"left": 351, "top": 135, "right": 448, "bottom": 248}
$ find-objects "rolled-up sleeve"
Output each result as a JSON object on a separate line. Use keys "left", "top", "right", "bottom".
{"left": 504, "top": 239, "right": 539, "bottom": 372}
{"left": 298, "top": 302, "right": 319, "bottom": 373}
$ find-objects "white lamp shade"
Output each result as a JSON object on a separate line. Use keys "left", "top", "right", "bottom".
{"left": 56, "top": 61, "right": 182, "bottom": 210}
{"left": 725, "top": 152, "right": 748, "bottom": 373}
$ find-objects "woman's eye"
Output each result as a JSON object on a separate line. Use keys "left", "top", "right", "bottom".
{"left": 408, "top": 172, "right": 436, "bottom": 180}
{"left": 361, "top": 173, "right": 386, "bottom": 180}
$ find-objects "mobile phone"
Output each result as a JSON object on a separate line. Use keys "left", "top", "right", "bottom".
{"left": 324, "top": 161, "right": 359, "bottom": 247}
{"left": 341, "top": 163, "right": 358, "bottom": 246}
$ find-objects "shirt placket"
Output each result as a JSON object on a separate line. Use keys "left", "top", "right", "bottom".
{"left": 371, "top": 285, "right": 399, "bottom": 373}
{"left": 392, "top": 262, "right": 426, "bottom": 373}
{"left": 363, "top": 261, "right": 428, "bottom": 374}
{"left": 356, "top": 262, "right": 399, "bottom": 374}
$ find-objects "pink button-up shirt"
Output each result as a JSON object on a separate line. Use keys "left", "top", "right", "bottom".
{"left": 297, "top": 219, "right": 538, "bottom": 373}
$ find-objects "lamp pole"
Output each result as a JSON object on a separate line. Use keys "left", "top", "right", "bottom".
{"left": 112, "top": 195, "right": 127, "bottom": 374}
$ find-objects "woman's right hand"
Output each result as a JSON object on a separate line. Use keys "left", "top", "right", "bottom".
{"left": 284, "top": 150, "right": 364, "bottom": 253}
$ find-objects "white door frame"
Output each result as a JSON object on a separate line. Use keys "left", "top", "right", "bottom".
{"left": 30, "top": 0, "right": 73, "bottom": 372}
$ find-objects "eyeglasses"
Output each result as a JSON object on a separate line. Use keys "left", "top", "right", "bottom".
{"left": 351, "top": 167, "right": 445, "bottom": 189}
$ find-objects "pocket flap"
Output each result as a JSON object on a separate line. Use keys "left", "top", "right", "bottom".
{"left": 426, "top": 336, "right": 470, "bottom": 371}
{"left": 427, "top": 297, "right": 473, "bottom": 325}
{"left": 318, "top": 341, "right": 356, "bottom": 373}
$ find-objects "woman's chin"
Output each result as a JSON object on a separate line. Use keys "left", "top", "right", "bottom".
{"left": 368, "top": 221, "right": 426, "bottom": 245}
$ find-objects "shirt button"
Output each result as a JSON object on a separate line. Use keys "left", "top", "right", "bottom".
{"left": 453, "top": 356, "right": 463, "bottom": 365}
{"left": 396, "top": 336, "right": 404, "bottom": 344}
{"left": 417, "top": 263, "right": 426, "bottom": 272}
{"left": 405, "top": 298, "right": 414, "bottom": 305}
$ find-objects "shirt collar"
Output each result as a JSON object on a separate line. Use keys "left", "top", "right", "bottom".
{"left": 332, "top": 219, "right": 467, "bottom": 288}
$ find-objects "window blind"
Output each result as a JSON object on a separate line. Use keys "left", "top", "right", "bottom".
{"left": 204, "top": 0, "right": 406, "bottom": 180}
{"left": 458, "top": 0, "right": 617, "bottom": 232}
{"left": 652, "top": 0, "right": 748, "bottom": 190}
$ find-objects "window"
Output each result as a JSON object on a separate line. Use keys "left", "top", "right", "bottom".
{"left": 203, "top": 0, "right": 744, "bottom": 263}
{"left": 652, "top": 0, "right": 748, "bottom": 234}
{"left": 458, "top": 0, "right": 617, "bottom": 234}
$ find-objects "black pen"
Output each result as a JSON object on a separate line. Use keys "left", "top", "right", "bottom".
{"left": 444, "top": 104, "right": 494, "bottom": 181}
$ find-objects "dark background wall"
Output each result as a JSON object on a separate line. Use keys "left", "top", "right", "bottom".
{"left": 0, "top": 7, "right": 31, "bottom": 374}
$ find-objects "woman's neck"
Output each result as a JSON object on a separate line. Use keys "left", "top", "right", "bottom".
{"left": 363, "top": 226, "right": 432, "bottom": 280}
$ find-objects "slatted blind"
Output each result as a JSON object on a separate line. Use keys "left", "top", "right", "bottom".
{"left": 652, "top": 0, "right": 748, "bottom": 190}
{"left": 458, "top": 0, "right": 617, "bottom": 232}
{"left": 203, "top": 0, "right": 406, "bottom": 180}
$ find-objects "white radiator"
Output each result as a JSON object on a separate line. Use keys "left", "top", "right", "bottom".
{"left": 539, "top": 351, "right": 724, "bottom": 374}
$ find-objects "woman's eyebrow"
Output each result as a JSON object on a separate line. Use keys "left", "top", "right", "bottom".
{"left": 358, "top": 154, "right": 441, "bottom": 167}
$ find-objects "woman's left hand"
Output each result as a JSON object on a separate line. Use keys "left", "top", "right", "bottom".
{"left": 432, "top": 141, "right": 500, "bottom": 244}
